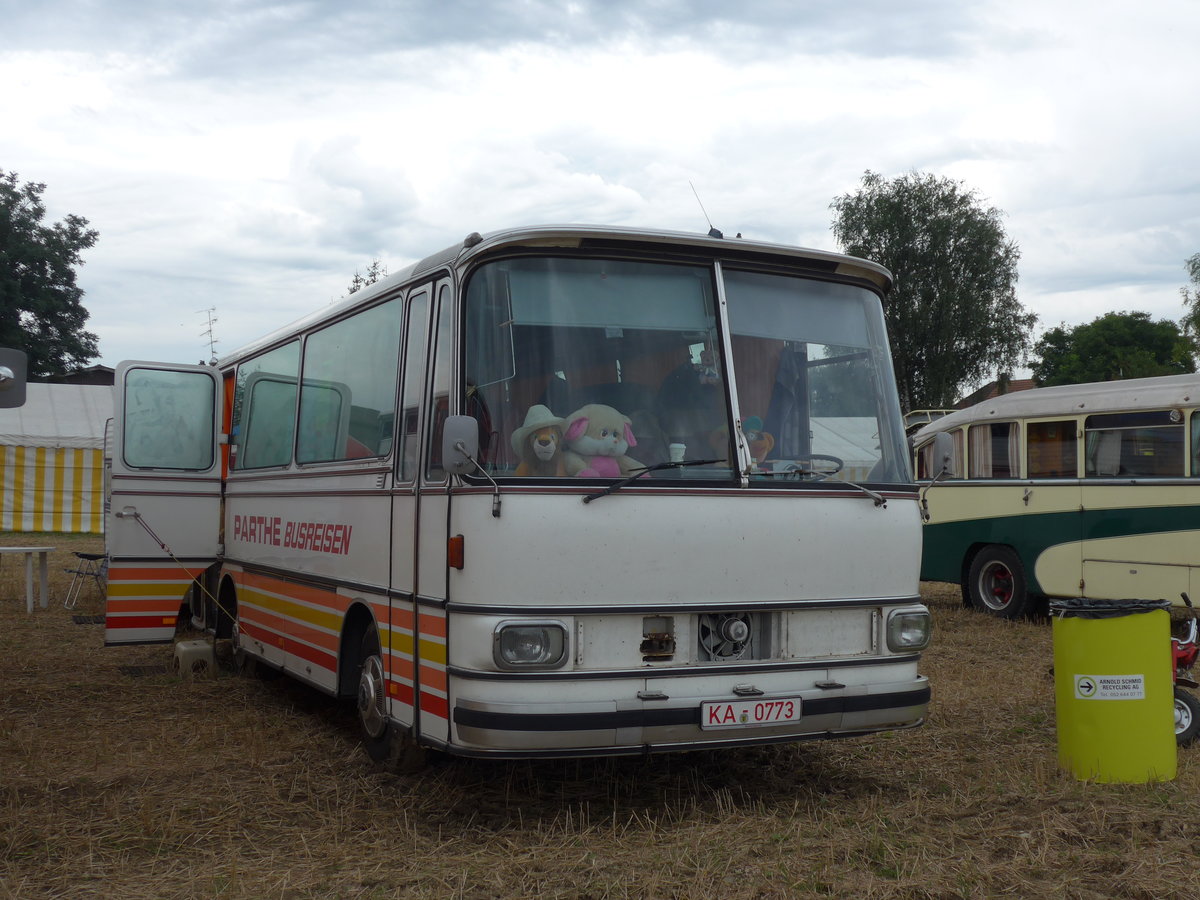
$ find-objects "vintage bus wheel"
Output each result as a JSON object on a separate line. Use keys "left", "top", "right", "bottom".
{"left": 357, "top": 629, "right": 390, "bottom": 744}
{"left": 1175, "top": 687, "right": 1200, "bottom": 745}
{"left": 967, "top": 545, "right": 1030, "bottom": 619}
{"left": 356, "top": 628, "right": 426, "bottom": 772}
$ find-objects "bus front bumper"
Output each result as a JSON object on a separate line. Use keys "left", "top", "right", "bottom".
{"left": 448, "top": 673, "right": 930, "bottom": 756}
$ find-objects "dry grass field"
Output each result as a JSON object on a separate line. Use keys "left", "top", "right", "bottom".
{"left": 2, "top": 533, "right": 1199, "bottom": 899}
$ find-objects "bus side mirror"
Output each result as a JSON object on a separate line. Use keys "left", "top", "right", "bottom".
{"left": 0, "top": 348, "right": 28, "bottom": 409}
{"left": 933, "top": 432, "right": 954, "bottom": 477}
{"left": 443, "top": 415, "right": 480, "bottom": 476}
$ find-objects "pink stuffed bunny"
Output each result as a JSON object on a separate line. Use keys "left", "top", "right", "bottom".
{"left": 561, "top": 403, "right": 643, "bottom": 477}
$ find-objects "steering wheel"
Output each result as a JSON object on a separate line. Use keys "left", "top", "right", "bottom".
{"left": 783, "top": 454, "right": 845, "bottom": 481}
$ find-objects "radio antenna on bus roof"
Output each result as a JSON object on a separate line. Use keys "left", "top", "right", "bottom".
{"left": 689, "top": 182, "right": 723, "bottom": 239}
{"left": 198, "top": 307, "right": 219, "bottom": 365}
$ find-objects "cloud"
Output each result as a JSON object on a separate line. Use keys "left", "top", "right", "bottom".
{"left": 3, "top": 0, "right": 1198, "bottom": 369}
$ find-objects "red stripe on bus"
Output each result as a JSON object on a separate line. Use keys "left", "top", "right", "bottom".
{"left": 387, "top": 680, "right": 415, "bottom": 706}
{"left": 106, "top": 615, "right": 178, "bottom": 629}
{"left": 420, "top": 692, "right": 449, "bottom": 720}
{"left": 285, "top": 637, "right": 337, "bottom": 674}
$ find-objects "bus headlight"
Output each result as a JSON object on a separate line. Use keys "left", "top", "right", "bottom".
{"left": 886, "top": 608, "right": 931, "bottom": 651}
{"left": 494, "top": 622, "right": 568, "bottom": 669}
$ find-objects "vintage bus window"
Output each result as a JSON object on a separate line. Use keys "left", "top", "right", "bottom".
{"left": 464, "top": 257, "right": 729, "bottom": 479}
{"left": 915, "top": 429, "right": 964, "bottom": 479}
{"left": 122, "top": 367, "right": 216, "bottom": 470}
{"left": 233, "top": 342, "right": 299, "bottom": 470}
{"left": 1084, "top": 410, "right": 1184, "bottom": 478}
{"left": 425, "top": 285, "right": 453, "bottom": 481}
{"left": 968, "top": 422, "right": 1018, "bottom": 478}
{"left": 724, "top": 270, "right": 908, "bottom": 483}
{"left": 1193, "top": 413, "right": 1200, "bottom": 476}
{"left": 296, "top": 299, "right": 402, "bottom": 465}
{"left": 398, "top": 291, "right": 429, "bottom": 482}
{"left": 1027, "top": 420, "right": 1077, "bottom": 478}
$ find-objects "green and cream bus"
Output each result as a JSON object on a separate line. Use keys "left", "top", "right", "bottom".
{"left": 914, "top": 374, "right": 1200, "bottom": 618}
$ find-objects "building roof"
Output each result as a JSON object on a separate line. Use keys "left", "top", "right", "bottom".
{"left": 955, "top": 378, "right": 1036, "bottom": 409}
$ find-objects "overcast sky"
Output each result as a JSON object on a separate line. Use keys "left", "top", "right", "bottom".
{"left": 4, "top": 0, "right": 1198, "bottom": 382}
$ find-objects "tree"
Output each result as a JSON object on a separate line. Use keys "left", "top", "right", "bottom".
{"left": 0, "top": 170, "right": 99, "bottom": 377}
{"left": 1182, "top": 252, "right": 1200, "bottom": 338}
{"left": 1031, "top": 311, "right": 1195, "bottom": 386}
{"left": 346, "top": 258, "right": 387, "bottom": 296}
{"left": 830, "top": 170, "right": 1036, "bottom": 411}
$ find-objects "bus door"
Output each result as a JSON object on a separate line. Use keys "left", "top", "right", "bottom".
{"left": 389, "top": 285, "right": 442, "bottom": 741}
{"left": 106, "top": 362, "right": 223, "bottom": 645}
{"left": 412, "top": 280, "right": 455, "bottom": 745}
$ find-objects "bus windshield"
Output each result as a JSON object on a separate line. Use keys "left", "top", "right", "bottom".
{"left": 724, "top": 269, "right": 909, "bottom": 484}
{"left": 465, "top": 256, "right": 907, "bottom": 484}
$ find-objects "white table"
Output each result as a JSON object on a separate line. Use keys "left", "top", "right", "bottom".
{"left": 0, "top": 547, "right": 55, "bottom": 613}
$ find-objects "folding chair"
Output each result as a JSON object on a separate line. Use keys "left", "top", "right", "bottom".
{"left": 63, "top": 552, "right": 108, "bottom": 609}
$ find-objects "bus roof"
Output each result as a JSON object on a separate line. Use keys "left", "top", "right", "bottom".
{"left": 914, "top": 373, "right": 1200, "bottom": 440}
{"left": 217, "top": 224, "right": 893, "bottom": 367}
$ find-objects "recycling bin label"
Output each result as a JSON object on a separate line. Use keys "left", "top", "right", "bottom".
{"left": 1074, "top": 674, "right": 1146, "bottom": 700}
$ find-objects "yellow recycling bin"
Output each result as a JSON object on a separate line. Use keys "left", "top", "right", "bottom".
{"left": 1051, "top": 598, "right": 1175, "bottom": 783}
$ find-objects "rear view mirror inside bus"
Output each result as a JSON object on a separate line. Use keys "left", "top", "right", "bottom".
{"left": 443, "top": 415, "right": 480, "bottom": 476}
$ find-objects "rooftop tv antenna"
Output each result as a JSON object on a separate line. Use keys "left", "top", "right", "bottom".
{"left": 198, "top": 307, "right": 219, "bottom": 365}
{"left": 689, "top": 181, "right": 723, "bottom": 239}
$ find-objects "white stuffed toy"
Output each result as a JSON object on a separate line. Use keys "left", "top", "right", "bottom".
{"left": 561, "top": 403, "right": 643, "bottom": 477}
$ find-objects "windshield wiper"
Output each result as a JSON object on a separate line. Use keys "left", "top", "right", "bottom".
{"left": 582, "top": 459, "right": 724, "bottom": 504}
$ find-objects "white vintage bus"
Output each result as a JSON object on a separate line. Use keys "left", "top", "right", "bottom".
{"left": 105, "top": 225, "right": 930, "bottom": 764}
{"left": 914, "top": 374, "right": 1200, "bottom": 618}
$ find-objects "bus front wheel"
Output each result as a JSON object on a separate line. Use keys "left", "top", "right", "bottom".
{"left": 356, "top": 628, "right": 426, "bottom": 773}
{"left": 967, "top": 545, "right": 1031, "bottom": 619}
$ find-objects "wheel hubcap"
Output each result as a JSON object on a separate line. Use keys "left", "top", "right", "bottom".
{"left": 357, "top": 653, "right": 387, "bottom": 739}
{"left": 1176, "top": 697, "right": 1193, "bottom": 735}
{"left": 979, "top": 562, "right": 1014, "bottom": 610}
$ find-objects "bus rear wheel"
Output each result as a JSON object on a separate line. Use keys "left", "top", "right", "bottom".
{"left": 967, "top": 545, "right": 1031, "bottom": 619}
{"left": 356, "top": 628, "right": 426, "bottom": 773}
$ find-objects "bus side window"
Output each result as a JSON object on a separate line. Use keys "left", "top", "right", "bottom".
{"left": 296, "top": 298, "right": 402, "bottom": 464}
{"left": 1085, "top": 411, "right": 1184, "bottom": 478}
{"left": 968, "top": 422, "right": 1017, "bottom": 478}
{"left": 1027, "top": 420, "right": 1077, "bottom": 478}
{"left": 916, "top": 430, "right": 963, "bottom": 478}
{"left": 1193, "top": 413, "right": 1200, "bottom": 476}
{"left": 425, "top": 284, "right": 453, "bottom": 482}
{"left": 398, "top": 290, "right": 429, "bottom": 482}
{"left": 233, "top": 342, "right": 300, "bottom": 470}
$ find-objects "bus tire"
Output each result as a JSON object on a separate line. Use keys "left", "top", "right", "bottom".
{"left": 356, "top": 627, "right": 427, "bottom": 773}
{"left": 1175, "top": 687, "right": 1200, "bottom": 745}
{"left": 967, "top": 545, "right": 1031, "bottom": 619}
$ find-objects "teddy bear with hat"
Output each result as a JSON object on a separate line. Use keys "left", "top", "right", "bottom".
{"left": 511, "top": 405, "right": 567, "bottom": 477}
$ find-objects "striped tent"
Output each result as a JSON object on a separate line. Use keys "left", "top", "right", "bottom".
{"left": 0, "top": 383, "right": 113, "bottom": 534}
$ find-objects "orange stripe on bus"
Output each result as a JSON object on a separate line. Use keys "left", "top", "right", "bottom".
{"left": 418, "top": 664, "right": 448, "bottom": 692}
{"left": 418, "top": 611, "right": 447, "bottom": 638}
{"left": 106, "top": 598, "right": 186, "bottom": 614}
{"left": 240, "top": 571, "right": 343, "bottom": 609}
{"left": 109, "top": 566, "right": 205, "bottom": 581}
{"left": 387, "top": 655, "right": 415, "bottom": 680}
